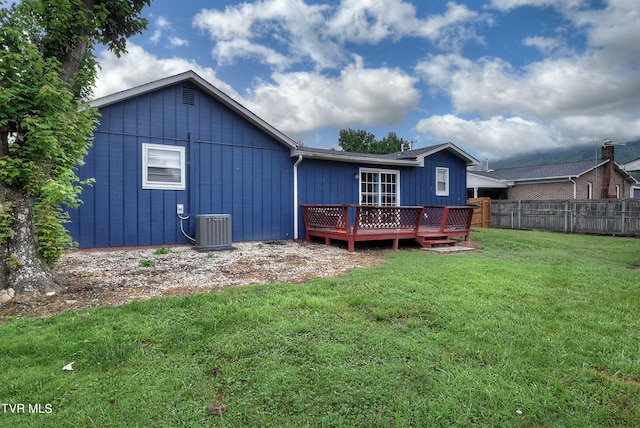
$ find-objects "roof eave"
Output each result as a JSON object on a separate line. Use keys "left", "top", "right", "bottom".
{"left": 291, "top": 149, "right": 421, "bottom": 166}
{"left": 414, "top": 142, "right": 480, "bottom": 166}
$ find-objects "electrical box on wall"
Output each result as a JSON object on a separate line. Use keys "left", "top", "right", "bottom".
{"left": 176, "top": 204, "right": 184, "bottom": 215}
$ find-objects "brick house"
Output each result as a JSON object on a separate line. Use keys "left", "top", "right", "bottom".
{"left": 469, "top": 142, "right": 638, "bottom": 200}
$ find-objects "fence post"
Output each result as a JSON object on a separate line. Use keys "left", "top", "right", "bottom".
{"left": 621, "top": 199, "right": 626, "bottom": 234}
{"left": 570, "top": 200, "right": 574, "bottom": 233}
{"left": 518, "top": 200, "right": 522, "bottom": 229}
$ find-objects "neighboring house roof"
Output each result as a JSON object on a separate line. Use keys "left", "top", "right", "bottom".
{"left": 621, "top": 157, "right": 640, "bottom": 172}
{"left": 90, "top": 70, "right": 300, "bottom": 150}
{"left": 471, "top": 157, "right": 638, "bottom": 185}
{"left": 293, "top": 142, "right": 480, "bottom": 167}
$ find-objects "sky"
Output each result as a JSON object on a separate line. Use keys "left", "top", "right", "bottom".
{"left": 92, "top": 0, "right": 640, "bottom": 161}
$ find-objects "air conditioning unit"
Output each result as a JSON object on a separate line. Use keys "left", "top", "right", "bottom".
{"left": 195, "top": 214, "right": 233, "bottom": 251}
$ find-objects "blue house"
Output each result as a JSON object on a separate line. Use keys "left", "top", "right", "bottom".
{"left": 67, "top": 71, "right": 478, "bottom": 248}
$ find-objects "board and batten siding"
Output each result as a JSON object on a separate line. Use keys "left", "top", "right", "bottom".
{"left": 402, "top": 150, "right": 468, "bottom": 206}
{"left": 67, "top": 83, "right": 294, "bottom": 248}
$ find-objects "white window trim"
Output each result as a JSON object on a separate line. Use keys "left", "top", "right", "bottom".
{"left": 142, "top": 143, "right": 186, "bottom": 190}
{"left": 587, "top": 182, "right": 593, "bottom": 199}
{"left": 435, "top": 167, "right": 449, "bottom": 196}
{"left": 359, "top": 168, "right": 400, "bottom": 206}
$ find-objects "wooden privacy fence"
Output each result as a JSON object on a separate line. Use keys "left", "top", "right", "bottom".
{"left": 491, "top": 199, "right": 640, "bottom": 236}
{"left": 468, "top": 197, "right": 491, "bottom": 228}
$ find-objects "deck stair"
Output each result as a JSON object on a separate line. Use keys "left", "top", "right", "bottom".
{"left": 416, "top": 234, "right": 456, "bottom": 248}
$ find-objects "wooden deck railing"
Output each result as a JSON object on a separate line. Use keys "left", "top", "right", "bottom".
{"left": 420, "top": 205, "right": 475, "bottom": 239}
{"left": 301, "top": 204, "right": 474, "bottom": 252}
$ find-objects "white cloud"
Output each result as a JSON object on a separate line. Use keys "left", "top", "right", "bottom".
{"left": 148, "top": 16, "right": 191, "bottom": 49}
{"left": 414, "top": 1, "right": 640, "bottom": 159}
{"left": 488, "top": 0, "right": 584, "bottom": 12}
{"left": 416, "top": 114, "right": 564, "bottom": 159}
{"left": 149, "top": 16, "right": 171, "bottom": 44}
{"left": 194, "top": 0, "right": 481, "bottom": 70}
{"left": 193, "top": 0, "right": 339, "bottom": 69}
{"left": 328, "top": 0, "right": 420, "bottom": 43}
{"left": 523, "top": 36, "right": 563, "bottom": 54}
{"left": 213, "top": 39, "right": 292, "bottom": 69}
{"left": 92, "top": 44, "right": 237, "bottom": 99}
{"left": 574, "top": 0, "right": 640, "bottom": 63}
{"left": 247, "top": 56, "right": 420, "bottom": 142}
{"left": 168, "top": 36, "right": 189, "bottom": 48}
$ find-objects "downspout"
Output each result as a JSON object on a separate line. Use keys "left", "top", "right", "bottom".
{"left": 293, "top": 154, "right": 303, "bottom": 240}
{"left": 569, "top": 177, "right": 577, "bottom": 199}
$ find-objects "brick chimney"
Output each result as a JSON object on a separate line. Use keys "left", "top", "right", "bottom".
{"left": 600, "top": 140, "right": 616, "bottom": 198}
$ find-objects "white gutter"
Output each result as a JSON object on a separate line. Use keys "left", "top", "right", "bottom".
{"left": 293, "top": 155, "right": 303, "bottom": 240}
{"left": 291, "top": 149, "right": 420, "bottom": 167}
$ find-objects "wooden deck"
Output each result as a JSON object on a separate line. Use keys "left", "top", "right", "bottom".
{"left": 301, "top": 204, "right": 474, "bottom": 252}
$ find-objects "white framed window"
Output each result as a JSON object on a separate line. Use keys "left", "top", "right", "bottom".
{"left": 359, "top": 168, "right": 400, "bottom": 206}
{"left": 435, "top": 167, "right": 449, "bottom": 196}
{"left": 615, "top": 184, "right": 620, "bottom": 198}
{"left": 587, "top": 182, "right": 593, "bottom": 199}
{"left": 142, "top": 143, "right": 186, "bottom": 190}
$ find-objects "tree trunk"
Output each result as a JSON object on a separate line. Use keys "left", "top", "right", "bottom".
{"left": 0, "top": 182, "right": 57, "bottom": 294}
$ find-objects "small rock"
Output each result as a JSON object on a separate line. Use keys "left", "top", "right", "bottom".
{"left": 0, "top": 288, "right": 15, "bottom": 304}
{"left": 46, "top": 291, "right": 56, "bottom": 297}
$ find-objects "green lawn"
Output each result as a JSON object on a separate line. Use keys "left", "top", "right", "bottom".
{"left": 1, "top": 228, "right": 638, "bottom": 427}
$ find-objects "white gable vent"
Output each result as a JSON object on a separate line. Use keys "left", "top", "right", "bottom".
{"left": 195, "top": 214, "right": 233, "bottom": 251}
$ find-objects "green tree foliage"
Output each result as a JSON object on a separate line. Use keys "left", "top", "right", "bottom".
{"left": 0, "top": 0, "right": 150, "bottom": 291}
{"left": 376, "top": 131, "right": 412, "bottom": 154}
{"left": 338, "top": 128, "right": 377, "bottom": 153}
{"left": 338, "top": 128, "right": 411, "bottom": 154}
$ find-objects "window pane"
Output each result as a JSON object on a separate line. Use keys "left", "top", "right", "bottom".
{"left": 148, "top": 167, "right": 181, "bottom": 183}
{"left": 147, "top": 148, "right": 181, "bottom": 168}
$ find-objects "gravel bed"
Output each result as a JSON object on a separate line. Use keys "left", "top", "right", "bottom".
{"left": 1, "top": 240, "right": 384, "bottom": 320}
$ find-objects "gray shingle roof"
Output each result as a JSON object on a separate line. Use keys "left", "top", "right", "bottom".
{"left": 294, "top": 142, "right": 478, "bottom": 166}
{"left": 474, "top": 159, "right": 608, "bottom": 181}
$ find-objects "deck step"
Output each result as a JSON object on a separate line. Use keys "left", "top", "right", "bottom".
{"left": 417, "top": 237, "right": 456, "bottom": 248}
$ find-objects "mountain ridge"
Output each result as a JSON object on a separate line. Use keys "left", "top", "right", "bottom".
{"left": 488, "top": 140, "right": 640, "bottom": 169}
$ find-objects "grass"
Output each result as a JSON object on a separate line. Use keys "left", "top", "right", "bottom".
{"left": 0, "top": 228, "right": 638, "bottom": 427}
